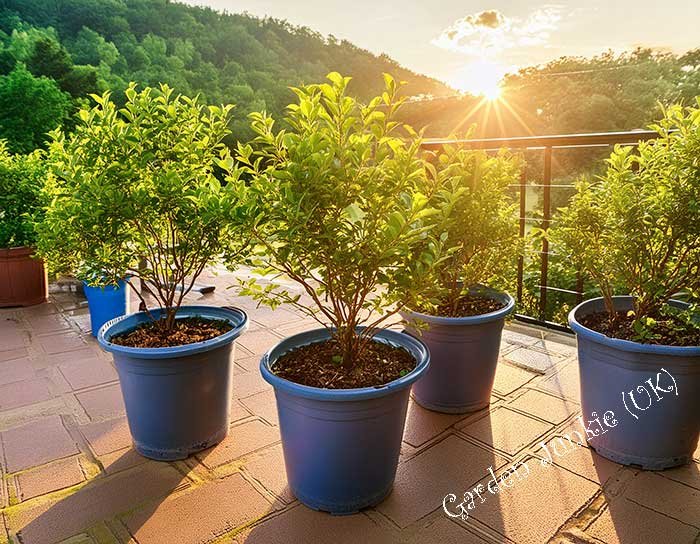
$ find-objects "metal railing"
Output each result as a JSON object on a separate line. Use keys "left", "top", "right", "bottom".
{"left": 421, "top": 130, "right": 662, "bottom": 332}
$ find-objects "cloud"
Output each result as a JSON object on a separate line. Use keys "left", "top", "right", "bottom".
{"left": 433, "top": 6, "right": 563, "bottom": 57}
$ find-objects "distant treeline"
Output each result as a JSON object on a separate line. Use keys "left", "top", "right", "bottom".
{"left": 400, "top": 48, "right": 700, "bottom": 139}
{"left": 0, "top": 0, "right": 450, "bottom": 152}
{"left": 0, "top": 0, "right": 698, "bottom": 155}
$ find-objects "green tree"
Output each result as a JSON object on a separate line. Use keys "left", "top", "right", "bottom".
{"left": 70, "top": 26, "right": 120, "bottom": 67}
{"left": 26, "top": 37, "right": 72, "bottom": 81}
{"left": 0, "top": 64, "right": 70, "bottom": 153}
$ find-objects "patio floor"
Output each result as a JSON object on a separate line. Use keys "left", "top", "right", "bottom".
{"left": 0, "top": 270, "right": 698, "bottom": 544}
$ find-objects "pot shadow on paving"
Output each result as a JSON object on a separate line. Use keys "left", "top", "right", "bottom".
{"left": 13, "top": 448, "right": 189, "bottom": 544}
{"left": 599, "top": 459, "right": 700, "bottom": 544}
{"left": 239, "top": 407, "right": 507, "bottom": 542}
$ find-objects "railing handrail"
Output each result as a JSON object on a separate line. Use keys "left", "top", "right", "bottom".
{"left": 421, "top": 129, "right": 661, "bottom": 151}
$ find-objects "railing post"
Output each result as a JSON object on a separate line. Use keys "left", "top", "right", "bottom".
{"left": 539, "top": 146, "right": 552, "bottom": 321}
{"left": 576, "top": 270, "right": 584, "bottom": 305}
{"left": 516, "top": 170, "right": 526, "bottom": 304}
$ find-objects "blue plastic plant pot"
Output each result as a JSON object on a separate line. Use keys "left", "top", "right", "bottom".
{"left": 83, "top": 279, "right": 128, "bottom": 337}
{"left": 98, "top": 306, "right": 248, "bottom": 461}
{"left": 260, "top": 328, "right": 430, "bottom": 514}
{"left": 569, "top": 296, "right": 700, "bottom": 469}
{"left": 402, "top": 288, "right": 515, "bottom": 414}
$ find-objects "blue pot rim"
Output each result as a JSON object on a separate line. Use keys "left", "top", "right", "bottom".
{"left": 97, "top": 305, "right": 248, "bottom": 359}
{"left": 402, "top": 288, "right": 515, "bottom": 326}
{"left": 260, "top": 327, "right": 430, "bottom": 401}
{"left": 568, "top": 296, "right": 700, "bottom": 355}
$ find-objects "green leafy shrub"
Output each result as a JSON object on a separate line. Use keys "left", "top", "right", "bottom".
{"left": 416, "top": 144, "right": 522, "bottom": 315}
{"left": 36, "top": 83, "right": 250, "bottom": 331}
{"left": 234, "top": 73, "right": 444, "bottom": 367}
{"left": 0, "top": 140, "right": 47, "bottom": 248}
{"left": 553, "top": 101, "right": 700, "bottom": 340}
{"left": 0, "top": 64, "right": 71, "bottom": 154}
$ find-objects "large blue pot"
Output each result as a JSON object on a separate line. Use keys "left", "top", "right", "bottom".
{"left": 569, "top": 296, "right": 700, "bottom": 469}
{"left": 98, "top": 305, "right": 248, "bottom": 461}
{"left": 83, "top": 280, "right": 128, "bottom": 337}
{"left": 403, "top": 287, "right": 514, "bottom": 413}
{"left": 260, "top": 328, "right": 430, "bottom": 514}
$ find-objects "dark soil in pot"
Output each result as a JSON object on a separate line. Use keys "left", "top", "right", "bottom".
{"left": 580, "top": 310, "right": 700, "bottom": 347}
{"left": 110, "top": 317, "right": 233, "bottom": 348}
{"left": 431, "top": 293, "right": 507, "bottom": 318}
{"left": 272, "top": 338, "right": 416, "bottom": 389}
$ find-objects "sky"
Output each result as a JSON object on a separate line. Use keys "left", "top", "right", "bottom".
{"left": 183, "top": 1, "right": 700, "bottom": 96}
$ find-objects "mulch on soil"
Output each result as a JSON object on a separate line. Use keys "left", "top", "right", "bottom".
{"left": 430, "top": 293, "right": 506, "bottom": 318}
{"left": 580, "top": 310, "right": 700, "bottom": 347}
{"left": 272, "top": 338, "right": 417, "bottom": 389}
{"left": 110, "top": 317, "right": 232, "bottom": 348}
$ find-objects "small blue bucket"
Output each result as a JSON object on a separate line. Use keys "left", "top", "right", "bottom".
{"left": 83, "top": 279, "right": 128, "bottom": 337}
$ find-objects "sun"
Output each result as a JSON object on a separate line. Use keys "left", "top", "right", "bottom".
{"left": 449, "top": 59, "right": 506, "bottom": 100}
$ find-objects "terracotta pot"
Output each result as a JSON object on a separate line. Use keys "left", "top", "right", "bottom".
{"left": 0, "top": 247, "right": 48, "bottom": 307}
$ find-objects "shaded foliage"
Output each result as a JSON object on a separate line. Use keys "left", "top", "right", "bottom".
{"left": 0, "top": 141, "right": 47, "bottom": 247}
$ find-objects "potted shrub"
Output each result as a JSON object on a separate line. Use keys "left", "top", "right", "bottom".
{"left": 233, "top": 73, "right": 444, "bottom": 513}
{"left": 37, "top": 155, "right": 131, "bottom": 336}
{"left": 402, "top": 144, "right": 521, "bottom": 413}
{"left": 555, "top": 102, "right": 700, "bottom": 469}
{"left": 42, "top": 84, "right": 252, "bottom": 460}
{"left": 0, "top": 142, "right": 48, "bottom": 307}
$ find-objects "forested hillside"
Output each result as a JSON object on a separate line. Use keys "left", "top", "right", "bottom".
{"left": 0, "top": 0, "right": 450, "bottom": 152}
{"left": 0, "top": 0, "right": 698, "bottom": 155}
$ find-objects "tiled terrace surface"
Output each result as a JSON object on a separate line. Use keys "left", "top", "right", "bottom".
{"left": 0, "top": 270, "right": 698, "bottom": 544}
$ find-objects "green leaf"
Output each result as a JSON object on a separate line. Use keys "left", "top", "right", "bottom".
{"left": 343, "top": 202, "right": 366, "bottom": 224}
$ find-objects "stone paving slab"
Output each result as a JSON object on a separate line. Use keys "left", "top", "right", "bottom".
{"left": 122, "top": 473, "right": 273, "bottom": 544}
{"left": 7, "top": 463, "right": 188, "bottom": 544}
{"left": 468, "top": 457, "right": 600, "bottom": 544}
{"left": 16, "top": 456, "right": 86, "bottom": 501}
{"left": 458, "top": 406, "right": 553, "bottom": 456}
{"left": 196, "top": 420, "right": 280, "bottom": 469}
{"left": 492, "top": 362, "right": 538, "bottom": 396}
{"left": 240, "top": 390, "right": 278, "bottom": 426}
{"left": 75, "top": 383, "right": 126, "bottom": 421}
{"left": 587, "top": 495, "right": 699, "bottom": 544}
{"left": 235, "top": 505, "right": 402, "bottom": 544}
{"left": 504, "top": 346, "right": 563, "bottom": 374}
{"left": 622, "top": 471, "right": 700, "bottom": 528}
{"left": 408, "top": 517, "right": 489, "bottom": 543}
{"left": 0, "top": 274, "right": 697, "bottom": 544}
{"left": 1, "top": 415, "right": 79, "bottom": 472}
{"left": 541, "top": 436, "right": 623, "bottom": 485}
{"left": 243, "top": 444, "right": 295, "bottom": 504}
{"left": 58, "top": 357, "right": 118, "bottom": 391}
{"left": 0, "top": 357, "right": 36, "bottom": 386}
{"left": 508, "top": 389, "right": 578, "bottom": 425}
{"left": 534, "top": 360, "right": 581, "bottom": 402}
{"left": 0, "top": 377, "right": 53, "bottom": 411}
{"left": 377, "top": 435, "right": 508, "bottom": 528}
{"left": 402, "top": 400, "right": 470, "bottom": 448}
{"left": 80, "top": 417, "right": 132, "bottom": 457}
